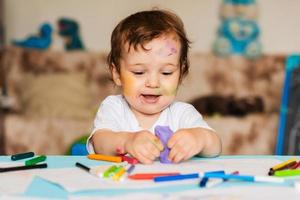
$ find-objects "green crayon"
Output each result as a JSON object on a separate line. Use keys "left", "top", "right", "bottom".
{"left": 274, "top": 169, "right": 300, "bottom": 177}
{"left": 25, "top": 155, "right": 47, "bottom": 166}
{"left": 103, "top": 165, "right": 118, "bottom": 178}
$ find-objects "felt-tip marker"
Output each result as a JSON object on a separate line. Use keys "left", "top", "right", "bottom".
{"left": 11, "top": 152, "right": 35, "bottom": 161}
{"left": 0, "top": 163, "right": 47, "bottom": 172}
{"left": 25, "top": 155, "right": 47, "bottom": 166}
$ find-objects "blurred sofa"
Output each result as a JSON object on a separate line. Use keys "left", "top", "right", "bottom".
{"left": 0, "top": 47, "right": 285, "bottom": 155}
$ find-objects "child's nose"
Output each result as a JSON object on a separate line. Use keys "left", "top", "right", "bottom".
{"left": 145, "top": 74, "right": 160, "bottom": 88}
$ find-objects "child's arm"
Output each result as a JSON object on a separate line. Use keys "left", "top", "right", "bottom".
{"left": 91, "top": 129, "right": 163, "bottom": 164}
{"left": 167, "top": 127, "right": 222, "bottom": 163}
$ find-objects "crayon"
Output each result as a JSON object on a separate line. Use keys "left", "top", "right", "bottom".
{"left": 205, "top": 171, "right": 239, "bottom": 188}
{"left": 290, "top": 161, "right": 300, "bottom": 169}
{"left": 128, "top": 172, "right": 180, "bottom": 180}
{"left": 103, "top": 165, "right": 118, "bottom": 178}
{"left": 204, "top": 173, "right": 285, "bottom": 184}
{"left": 75, "top": 162, "right": 90, "bottom": 172}
{"left": 274, "top": 169, "right": 300, "bottom": 177}
{"left": 11, "top": 152, "right": 34, "bottom": 161}
{"left": 126, "top": 164, "right": 135, "bottom": 174}
{"left": 87, "top": 154, "right": 122, "bottom": 163}
{"left": 112, "top": 166, "right": 126, "bottom": 181}
{"left": 25, "top": 155, "right": 46, "bottom": 166}
{"left": 0, "top": 163, "right": 47, "bottom": 172}
{"left": 154, "top": 173, "right": 198, "bottom": 182}
{"left": 199, "top": 171, "right": 225, "bottom": 188}
{"left": 121, "top": 155, "right": 138, "bottom": 164}
{"left": 268, "top": 160, "right": 297, "bottom": 175}
{"left": 270, "top": 158, "right": 297, "bottom": 171}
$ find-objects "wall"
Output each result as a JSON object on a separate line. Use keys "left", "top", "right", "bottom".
{"left": 3, "top": 0, "right": 300, "bottom": 54}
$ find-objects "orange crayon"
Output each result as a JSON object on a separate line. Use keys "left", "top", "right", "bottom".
{"left": 87, "top": 154, "right": 122, "bottom": 163}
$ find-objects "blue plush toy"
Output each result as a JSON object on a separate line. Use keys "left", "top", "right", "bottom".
{"left": 213, "top": 18, "right": 262, "bottom": 59}
{"left": 213, "top": 0, "right": 262, "bottom": 59}
{"left": 12, "top": 23, "right": 52, "bottom": 50}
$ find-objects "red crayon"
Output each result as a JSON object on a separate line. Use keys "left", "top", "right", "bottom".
{"left": 128, "top": 172, "right": 180, "bottom": 180}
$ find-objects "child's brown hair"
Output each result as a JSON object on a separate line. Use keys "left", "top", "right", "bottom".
{"left": 107, "top": 9, "right": 191, "bottom": 82}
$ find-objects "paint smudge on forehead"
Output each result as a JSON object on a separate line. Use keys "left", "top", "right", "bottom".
{"left": 156, "top": 40, "right": 178, "bottom": 57}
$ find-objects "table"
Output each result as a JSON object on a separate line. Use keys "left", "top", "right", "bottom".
{"left": 1, "top": 155, "right": 300, "bottom": 199}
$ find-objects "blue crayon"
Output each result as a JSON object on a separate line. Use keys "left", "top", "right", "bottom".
{"left": 199, "top": 171, "right": 225, "bottom": 188}
{"left": 154, "top": 171, "right": 225, "bottom": 182}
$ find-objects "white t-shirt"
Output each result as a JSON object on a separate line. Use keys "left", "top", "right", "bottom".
{"left": 87, "top": 95, "right": 213, "bottom": 153}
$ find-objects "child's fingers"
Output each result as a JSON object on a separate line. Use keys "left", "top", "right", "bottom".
{"left": 172, "top": 151, "right": 185, "bottom": 163}
{"left": 167, "top": 132, "right": 181, "bottom": 149}
{"left": 147, "top": 135, "right": 164, "bottom": 151}
{"left": 135, "top": 150, "right": 154, "bottom": 164}
{"left": 168, "top": 140, "right": 190, "bottom": 162}
{"left": 183, "top": 148, "right": 195, "bottom": 161}
{"left": 168, "top": 140, "right": 181, "bottom": 161}
{"left": 147, "top": 143, "right": 161, "bottom": 158}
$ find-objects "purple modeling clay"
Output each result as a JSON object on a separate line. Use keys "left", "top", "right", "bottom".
{"left": 154, "top": 125, "right": 173, "bottom": 164}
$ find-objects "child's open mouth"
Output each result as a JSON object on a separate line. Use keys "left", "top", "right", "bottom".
{"left": 141, "top": 94, "right": 161, "bottom": 104}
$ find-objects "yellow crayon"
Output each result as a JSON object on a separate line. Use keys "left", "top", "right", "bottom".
{"left": 112, "top": 167, "right": 126, "bottom": 181}
{"left": 87, "top": 154, "right": 122, "bottom": 163}
{"left": 270, "top": 158, "right": 298, "bottom": 171}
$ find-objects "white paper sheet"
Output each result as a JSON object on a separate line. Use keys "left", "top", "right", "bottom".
{"left": 0, "top": 162, "right": 34, "bottom": 195}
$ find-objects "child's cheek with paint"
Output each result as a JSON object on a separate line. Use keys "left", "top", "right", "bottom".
{"left": 160, "top": 84, "right": 178, "bottom": 96}
{"left": 120, "top": 71, "right": 136, "bottom": 96}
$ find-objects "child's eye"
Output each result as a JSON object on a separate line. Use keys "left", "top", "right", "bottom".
{"left": 132, "top": 71, "right": 144, "bottom": 75}
{"left": 162, "top": 72, "right": 173, "bottom": 76}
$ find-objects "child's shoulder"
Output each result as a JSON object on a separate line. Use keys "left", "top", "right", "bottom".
{"left": 169, "top": 101, "right": 195, "bottom": 112}
{"left": 101, "top": 95, "right": 127, "bottom": 107}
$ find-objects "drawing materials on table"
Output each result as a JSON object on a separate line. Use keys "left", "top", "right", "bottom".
{"left": 274, "top": 169, "right": 300, "bottom": 177}
{"left": 154, "top": 171, "right": 225, "bottom": 182}
{"left": 154, "top": 171, "right": 284, "bottom": 184}
{"left": 87, "top": 154, "right": 122, "bottom": 163}
{"left": 154, "top": 173, "right": 199, "bottom": 182}
{"left": 269, "top": 158, "right": 298, "bottom": 175}
{"left": 205, "top": 171, "right": 239, "bottom": 188}
{"left": 290, "top": 161, "right": 300, "bottom": 169}
{"left": 199, "top": 171, "right": 225, "bottom": 188}
{"left": 112, "top": 166, "right": 126, "bottom": 181}
{"left": 126, "top": 164, "right": 135, "bottom": 175}
{"left": 0, "top": 163, "right": 47, "bottom": 172}
{"left": 268, "top": 160, "right": 297, "bottom": 175}
{"left": 11, "top": 152, "right": 35, "bottom": 161}
{"left": 128, "top": 172, "right": 180, "bottom": 180}
{"left": 75, "top": 162, "right": 100, "bottom": 177}
{"left": 121, "top": 155, "right": 138, "bottom": 164}
{"left": 103, "top": 165, "right": 118, "bottom": 178}
{"left": 204, "top": 173, "right": 285, "bottom": 184}
{"left": 25, "top": 155, "right": 47, "bottom": 166}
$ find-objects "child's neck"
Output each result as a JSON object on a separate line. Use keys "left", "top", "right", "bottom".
{"left": 131, "top": 110, "right": 161, "bottom": 130}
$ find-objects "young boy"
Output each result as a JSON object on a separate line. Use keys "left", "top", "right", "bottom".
{"left": 87, "top": 9, "right": 222, "bottom": 164}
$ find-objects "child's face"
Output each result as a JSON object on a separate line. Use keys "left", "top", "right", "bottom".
{"left": 112, "top": 34, "right": 181, "bottom": 116}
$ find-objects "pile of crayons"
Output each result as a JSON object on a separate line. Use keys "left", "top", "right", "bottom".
{"left": 76, "top": 162, "right": 136, "bottom": 181}
{"left": 268, "top": 158, "right": 300, "bottom": 177}
{"left": 0, "top": 151, "right": 47, "bottom": 173}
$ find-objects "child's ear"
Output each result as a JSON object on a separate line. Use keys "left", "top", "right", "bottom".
{"left": 112, "top": 66, "right": 122, "bottom": 86}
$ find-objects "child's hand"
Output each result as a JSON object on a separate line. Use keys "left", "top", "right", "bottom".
{"left": 167, "top": 129, "right": 205, "bottom": 163}
{"left": 125, "top": 130, "right": 163, "bottom": 164}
